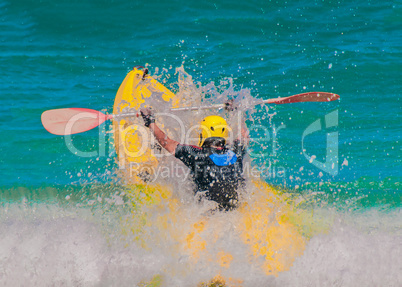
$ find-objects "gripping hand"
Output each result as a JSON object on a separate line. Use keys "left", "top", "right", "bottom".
{"left": 140, "top": 107, "right": 155, "bottom": 128}
{"left": 224, "top": 99, "right": 238, "bottom": 111}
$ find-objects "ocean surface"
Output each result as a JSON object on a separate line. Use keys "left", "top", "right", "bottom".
{"left": 0, "top": 0, "right": 401, "bottom": 286}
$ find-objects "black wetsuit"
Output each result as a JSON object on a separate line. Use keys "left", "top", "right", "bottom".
{"left": 175, "top": 140, "right": 246, "bottom": 210}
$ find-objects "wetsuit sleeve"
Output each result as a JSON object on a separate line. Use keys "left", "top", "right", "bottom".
{"left": 175, "top": 144, "right": 203, "bottom": 168}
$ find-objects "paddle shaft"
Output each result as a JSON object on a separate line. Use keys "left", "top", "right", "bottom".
{"left": 114, "top": 92, "right": 340, "bottom": 114}
{"left": 42, "top": 92, "right": 339, "bottom": 135}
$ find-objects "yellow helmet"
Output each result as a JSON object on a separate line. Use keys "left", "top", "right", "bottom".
{"left": 199, "top": 115, "right": 229, "bottom": 147}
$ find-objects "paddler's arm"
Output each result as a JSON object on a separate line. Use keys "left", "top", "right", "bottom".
{"left": 239, "top": 122, "right": 250, "bottom": 146}
{"left": 149, "top": 122, "right": 179, "bottom": 154}
{"left": 140, "top": 108, "right": 179, "bottom": 155}
{"left": 225, "top": 99, "right": 249, "bottom": 146}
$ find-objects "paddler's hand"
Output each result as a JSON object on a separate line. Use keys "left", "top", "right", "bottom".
{"left": 224, "top": 99, "right": 237, "bottom": 111}
{"left": 140, "top": 107, "right": 155, "bottom": 128}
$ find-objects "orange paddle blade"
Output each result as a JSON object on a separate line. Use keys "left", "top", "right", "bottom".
{"left": 41, "top": 108, "right": 113, "bottom": 135}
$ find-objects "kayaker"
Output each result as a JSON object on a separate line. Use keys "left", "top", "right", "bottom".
{"left": 140, "top": 106, "right": 249, "bottom": 211}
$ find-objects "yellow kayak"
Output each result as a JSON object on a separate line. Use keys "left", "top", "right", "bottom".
{"left": 113, "top": 66, "right": 178, "bottom": 183}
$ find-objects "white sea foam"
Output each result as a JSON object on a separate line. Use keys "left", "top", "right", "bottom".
{"left": 274, "top": 212, "right": 402, "bottom": 287}
{"left": 0, "top": 201, "right": 400, "bottom": 287}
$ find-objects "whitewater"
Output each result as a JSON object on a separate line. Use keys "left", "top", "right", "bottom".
{"left": 1, "top": 197, "right": 401, "bottom": 286}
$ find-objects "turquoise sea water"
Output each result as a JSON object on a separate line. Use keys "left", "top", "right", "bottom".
{"left": 0, "top": 0, "right": 401, "bottom": 286}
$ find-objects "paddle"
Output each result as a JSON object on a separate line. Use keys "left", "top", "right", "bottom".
{"left": 41, "top": 92, "right": 339, "bottom": 135}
